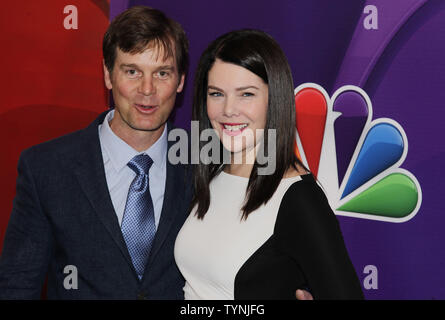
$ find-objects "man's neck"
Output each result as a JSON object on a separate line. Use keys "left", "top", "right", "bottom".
{"left": 109, "top": 121, "right": 166, "bottom": 152}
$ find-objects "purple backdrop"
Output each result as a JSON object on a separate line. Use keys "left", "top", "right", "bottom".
{"left": 111, "top": 0, "right": 445, "bottom": 299}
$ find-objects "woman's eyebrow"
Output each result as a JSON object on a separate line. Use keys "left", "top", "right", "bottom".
{"left": 207, "top": 85, "right": 260, "bottom": 91}
{"left": 207, "top": 85, "right": 224, "bottom": 91}
{"left": 236, "top": 86, "right": 259, "bottom": 91}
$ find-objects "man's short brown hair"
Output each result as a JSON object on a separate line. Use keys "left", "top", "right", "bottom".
{"left": 103, "top": 6, "right": 189, "bottom": 76}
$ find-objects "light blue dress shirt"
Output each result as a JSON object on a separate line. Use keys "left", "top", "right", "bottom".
{"left": 98, "top": 110, "right": 167, "bottom": 228}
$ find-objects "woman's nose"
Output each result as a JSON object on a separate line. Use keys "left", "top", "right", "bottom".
{"left": 223, "top": 97, "right": 240, "bottom": 117}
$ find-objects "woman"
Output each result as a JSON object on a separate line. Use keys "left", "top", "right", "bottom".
{"left": 174, "top": 29, "right": 364, "bottom": 300}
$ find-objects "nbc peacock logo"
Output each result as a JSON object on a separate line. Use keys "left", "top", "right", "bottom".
{"left": 294, "top": 83, "right": 422, "bottom": 223}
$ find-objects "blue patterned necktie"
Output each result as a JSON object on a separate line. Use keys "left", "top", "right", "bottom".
{"left": 121, "top": 154, "right": 156, "bottom": 280}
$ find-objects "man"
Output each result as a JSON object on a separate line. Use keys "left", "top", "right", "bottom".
{"left": 0, "top": 5, "right": 313, "bottom": 300}
{"left": 0, "top": 6, "right": 192, "bottom": 299}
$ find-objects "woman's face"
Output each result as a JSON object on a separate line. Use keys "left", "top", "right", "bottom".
{"left": 206, "top": 59, "right": 268, "bottom": 157}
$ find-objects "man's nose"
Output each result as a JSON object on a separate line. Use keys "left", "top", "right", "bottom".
{"left": 138, "top": 76, "right": 156, "bottom": 96}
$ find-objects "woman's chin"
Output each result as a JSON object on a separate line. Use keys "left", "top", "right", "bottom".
{"left": 221, "top": 141, "right": 244, "bottom": 154}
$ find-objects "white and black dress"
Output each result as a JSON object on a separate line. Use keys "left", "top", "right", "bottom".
{"left": 174, "top": 172, "right": 363, "bottom": 300}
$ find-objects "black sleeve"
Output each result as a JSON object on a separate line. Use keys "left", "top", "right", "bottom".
{"left": 0, "top": 150, "right": 53, "bottom": 299}
{"left": 274, "top": 177, "right": 364, "bottom": 300}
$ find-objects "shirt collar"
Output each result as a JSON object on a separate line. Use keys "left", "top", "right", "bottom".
{"left": 99, "top": 110, "right": 167, "bottom": 172}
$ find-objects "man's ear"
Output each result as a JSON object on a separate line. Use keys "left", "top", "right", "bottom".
{"left": 103, "top": 60, "right": 113, "bottom": 90}
{"left": 177, "top": 74, "right": 185, "bottom": 93}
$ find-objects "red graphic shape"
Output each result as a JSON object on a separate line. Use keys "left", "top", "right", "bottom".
{"left": 0, "top": 1, "right": 109, "bottom": 253}
{"left": 294, "top": 140, "right": 302, "bottom": 163}
{"left": 295, "top": 88, "right": 327, "bottom": 178}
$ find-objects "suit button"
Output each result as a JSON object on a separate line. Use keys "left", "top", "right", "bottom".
{"left": 137, "top": 293, "right": 145, "bottom": 300}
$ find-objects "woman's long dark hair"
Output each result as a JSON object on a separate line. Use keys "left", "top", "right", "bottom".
{"left": 192, "top": 29, "right": 306, "bottom": 220}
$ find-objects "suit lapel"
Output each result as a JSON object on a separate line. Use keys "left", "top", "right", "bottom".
{"left": 72, "top": 112, "right": 134, "bottom": 271}
{"left": 73, "top": 117, "right": 190, "bottom": 279}
{"left": 146, "top": 124, "right": 188, "bottom": 265}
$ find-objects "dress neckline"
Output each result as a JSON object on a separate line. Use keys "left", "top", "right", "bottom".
{"left": 219, "top": 170, "right": 306, "bottom": 182}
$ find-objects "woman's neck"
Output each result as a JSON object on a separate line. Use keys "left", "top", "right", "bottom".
{"left": 224, "top": 162, "right": 254, "bottom": 178}
{"left": 224, "top": 144, "right": 258, "bottom": 177}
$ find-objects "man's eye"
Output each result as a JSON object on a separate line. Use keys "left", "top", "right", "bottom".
{"left": 157, "top": 70, "right": 170, "bottom": 78}
{"left": 125, "top": 69, "right": 140, "bottom": 77}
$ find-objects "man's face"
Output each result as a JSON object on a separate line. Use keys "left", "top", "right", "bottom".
{"left": 104, "top": 45, "right": 185, "bottom": 140}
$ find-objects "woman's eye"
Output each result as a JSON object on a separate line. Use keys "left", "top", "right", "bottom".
{"left": 242, "top": 92, "right": 254, "bottom": 97}
{"left": 208, "top": 91, "right": 223, "bottom": 97}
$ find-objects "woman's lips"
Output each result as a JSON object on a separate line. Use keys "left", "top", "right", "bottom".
{"left": 221, "top": 122, "right": 248, "bottom": 136}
